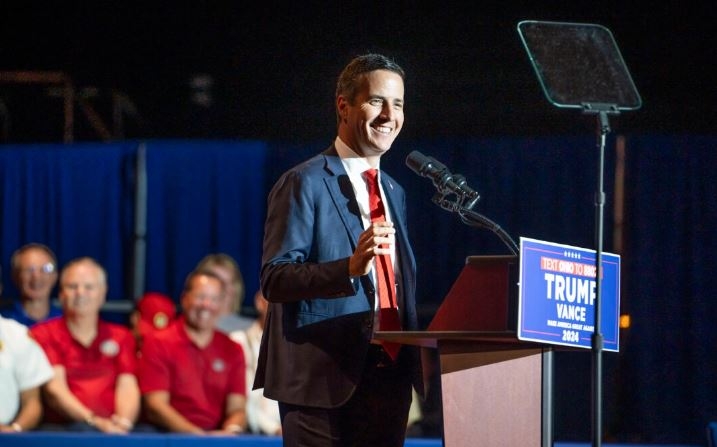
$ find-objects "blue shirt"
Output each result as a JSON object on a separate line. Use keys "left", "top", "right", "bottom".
{"left": 1, "top": 300, "right": 63, "bottom": 327}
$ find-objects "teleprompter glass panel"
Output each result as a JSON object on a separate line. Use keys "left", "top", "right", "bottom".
{"left": 518, "top": 20, "right": 642, "bottom": 111}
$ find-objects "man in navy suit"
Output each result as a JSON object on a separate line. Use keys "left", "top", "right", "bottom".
{"left": 255, "top": 53, "right": 422, "bottom": 446}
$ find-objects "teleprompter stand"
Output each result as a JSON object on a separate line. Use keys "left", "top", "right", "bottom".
{"left": 517, "top": 20, "right": 642, "bottom": 447}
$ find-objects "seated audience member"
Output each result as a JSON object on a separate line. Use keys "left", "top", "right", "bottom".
{"left": 138, "top": 269, "right": 247, "bottom": 434}
{"left": 230, "top": 290, "right": 281, "bottom": 435}
{"left": 0, "top": 315, "right": 54, "bottom": 433}
{"left": 2, "top": 243, "right": 61, "bottom": 326}
{"left": 129, "top": 291, "right": 177, "bottom": 351}
{"left": 30, "top": 257, "right": 139, "bottom": 433}
{"left": 195, "top": 253, "right": 252, "bottom": 333}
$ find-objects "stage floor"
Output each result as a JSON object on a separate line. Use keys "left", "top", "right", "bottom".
{"left": 0, "top": 433, "right": 701, "bottom": 447}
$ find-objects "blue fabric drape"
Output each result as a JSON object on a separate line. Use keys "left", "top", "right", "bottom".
{"left": 617, "top": 135, "right": 717, "bottom": 442}
{"left": 0, "top": 140, "right": 268, "bottom": 306}
{"left": 143, "top": 140, "right": 267, "bottom": 301}
{"left": 0, "top": 142, "right": 136, "bottom": 300}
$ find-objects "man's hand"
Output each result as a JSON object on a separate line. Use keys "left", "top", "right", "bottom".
{"left": 349, "top": 221, "right": 395, "bottom": 277}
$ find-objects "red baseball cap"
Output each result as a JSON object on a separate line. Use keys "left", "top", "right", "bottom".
{"left": 136, "top": 292, "right": 177, "bottom": 335}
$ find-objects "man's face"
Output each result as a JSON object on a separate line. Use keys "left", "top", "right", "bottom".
{"left": 59, "top": 262, "right": 106, "bottom": 317}
{"left": 182, "top": 274, "right": 222, "bottom": 331}
{"left": 338, "top": 69, "right": 404, "bottom": 158}
{"left": 15, "top": 249, "right": 58, "bottom": 303}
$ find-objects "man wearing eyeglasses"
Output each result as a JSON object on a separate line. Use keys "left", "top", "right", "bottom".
{"left": 2, "top": 243, "right": 61, "bottom": 327}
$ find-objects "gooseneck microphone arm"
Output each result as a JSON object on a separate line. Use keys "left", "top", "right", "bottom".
{"left": 458, "top": 208, "right": 519, "bottom": 256}
{"left": 405, "top": 150, "right": 519, "bottom": 256}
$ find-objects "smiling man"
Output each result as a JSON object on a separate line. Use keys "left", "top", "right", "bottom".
{"left": 30, "top": 257, "right": 139, "bottom": 433}
{"left": 256, "top": 53, "right": 423, "bottom": 447}
{"left": 138, "top": 269, "right": 247, "bottom": 435}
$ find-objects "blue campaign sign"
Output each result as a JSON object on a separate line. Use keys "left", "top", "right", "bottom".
{"left": 517, "top": 237, "right": 621, "bottom": 352}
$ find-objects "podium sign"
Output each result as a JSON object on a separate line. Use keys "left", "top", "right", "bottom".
{"left": 518, "top": 237, "right": 620, "bottom": 352}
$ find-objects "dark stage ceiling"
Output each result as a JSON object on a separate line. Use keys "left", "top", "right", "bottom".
{"left": 0, "top": 3, "right": 714, "bottom": 143}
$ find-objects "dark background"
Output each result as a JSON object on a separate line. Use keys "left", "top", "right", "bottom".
{"left": 0, "top": 2, "right": 714, "bottom": 143}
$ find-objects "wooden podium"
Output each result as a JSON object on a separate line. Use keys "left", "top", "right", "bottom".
{"left": 378, "top": 256, "right": 553, "bottom": 447}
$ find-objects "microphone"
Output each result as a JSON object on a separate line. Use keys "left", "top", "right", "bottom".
{"left": 405, "top": 151, "right": 480, "bottom": 210}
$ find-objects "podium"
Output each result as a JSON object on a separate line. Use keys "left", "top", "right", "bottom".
{"left": 377, "top": 256, "right": 553, "bottom": 447}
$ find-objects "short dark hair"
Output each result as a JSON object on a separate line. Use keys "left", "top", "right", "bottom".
{"left": 11, "top": 243, "right": 57, "bottom": 271}
{"left": 11, "top": 243, "right": 58, "bottom": 283}
{"left": 335, "top": 53, "right": 405, "bottom": 108}
{"left": 182, "top": 268, "right": 225, "bottom": 294}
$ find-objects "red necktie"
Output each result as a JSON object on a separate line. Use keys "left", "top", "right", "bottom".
{"left": 363, "top": 168, "right": 402, "bottom": 361}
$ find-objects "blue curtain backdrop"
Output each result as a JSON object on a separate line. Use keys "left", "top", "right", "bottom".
{"left": 0, "top": 134, "right": 715, "bottom": 443}
{"left": 0, "top": 140, "right": 268, "bottom": 307}
{"left": 143, "top": 140, "right": 267, "bottom": 301}
{"left": 617, "top": 135, "right": 717, "bottom": 442}
{"left": 0, "top": 142, "right": 137, "bottom": 300}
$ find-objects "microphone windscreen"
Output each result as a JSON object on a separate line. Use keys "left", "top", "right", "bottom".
{"left": 405, "top": 151, "right": 429, "bottom": 175}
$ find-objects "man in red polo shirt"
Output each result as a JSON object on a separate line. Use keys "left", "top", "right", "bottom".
{"left": 30, "top": 257, "right": 139, "bottom": 433}
{"left": 138, "top": 269, "right": 247, "bottom": 434}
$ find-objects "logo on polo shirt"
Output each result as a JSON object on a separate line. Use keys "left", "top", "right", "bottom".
{"left": 153, "top": 312, "right": 170, "bottom": 329}
{"left": 100, "top": 339, "right": 120, "bottom": 357}
{"left": 212, "top": 358, "right": 226, "bottom": 372}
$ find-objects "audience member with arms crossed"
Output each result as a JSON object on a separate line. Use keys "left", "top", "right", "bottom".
{"left": 30, "top": 257, "right": 139, "bottom": 433}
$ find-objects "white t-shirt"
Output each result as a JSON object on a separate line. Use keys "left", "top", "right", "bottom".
{"left": 0, "top": 316, "right": 54, "bottom": 424}
{"left": 230, "top": 322, "right": 281, "bottom": 435}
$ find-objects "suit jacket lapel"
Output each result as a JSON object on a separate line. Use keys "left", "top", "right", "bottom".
{"left": 323, "top": 151, "right": 365, "bottom": 249}
{"left": 322, "top": 148, "right": 413, "bottom": 267}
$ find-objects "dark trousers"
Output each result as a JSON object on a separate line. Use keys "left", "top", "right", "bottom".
{"left": 279, "top": 345, "right": 413, "bottom": 447}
